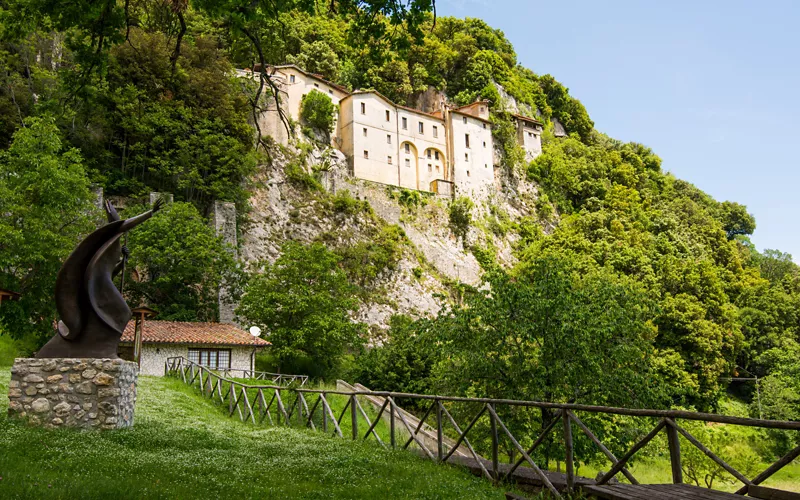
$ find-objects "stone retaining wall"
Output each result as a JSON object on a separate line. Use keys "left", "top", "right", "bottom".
{"left": 7, "top": 358, "right": 138, "bottom": 429}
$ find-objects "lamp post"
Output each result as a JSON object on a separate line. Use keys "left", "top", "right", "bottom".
{"left": 131, "top": 306, "right": 156, "bottom": 368}
{"left": 249, "top": 326, "right": 262, "bottom": 377}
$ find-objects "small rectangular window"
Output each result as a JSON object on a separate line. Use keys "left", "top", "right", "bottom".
{"left": 483, "top": 141, "right": 486, "bottom": 148}
{"left": 402, "top": 117, "right": 408, "bottom": 129}
{"left": 433, "top": 126, "right": 438, "bottom": 138}
{"left": 385, "top": 110, "right": 390, "bottom": 121}
{"left": 387, "top": 134, "right": 392, "bottom": 144}
{"left": 467, "top": 170, "right": 471, "bottom": 177}
{"left": 329, "top": 89, "right": 333, "bottom": 95}
{"left": 404, "top": 143, "right": 410, "bottom": 154}
{"left": 405, "top": 158, "right": 411, "bottom": 168}
{"left": 463, "top": 116, "right": 467, "bottom": 124}
{"left": 465, "top": 134, "right": 470, "bottom": 148}
{"left": 428, "top": 164, "right": 432, "bottom": 172}
{"left": 427, "top": 150, "right": 432, "bottom": 159}
{"left": 364, "top": 150, "right": 369, "bottom": 159}
{"left": 436, "top": 165, "right": 440, "bottom": 172}
{"left": 360, "top": 102, "right": 366, "bottom": 114}
{"left": 363, "top": 128, "right": 367, "bottom": 137}
{"left": 465, "top": 153, "right": 468, "bottom": 161}
{"left": 289, "top": 75, "right": 296, "bottom": 83}
{"left": 434, "top": 151, "right": 440, "bottom": 160}
{"left": 314, "top": 83, "right": 319, "bottom": 88}
{"left": 418, "top": 122, "right": 424, "bottom": 134}
{"left": 483, "top": 123, "right": 487, "bottom": 129}
{"left": 480, "top": 107, "right": 485, "bottom": 113}
{"left": 387, "top": 156, "right": 392, "bottom": 164}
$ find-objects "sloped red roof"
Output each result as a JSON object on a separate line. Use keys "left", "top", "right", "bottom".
{"left": 120, "top": 320, "right": 270, "bottom": 347}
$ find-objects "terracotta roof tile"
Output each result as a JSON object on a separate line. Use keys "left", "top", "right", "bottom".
{"left": 120, "top": 320, "right": 270, "bottom": 347}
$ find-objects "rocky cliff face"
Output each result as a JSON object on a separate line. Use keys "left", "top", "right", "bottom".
{"left": 239, "top": 139, "right": 549, "bottom": 332}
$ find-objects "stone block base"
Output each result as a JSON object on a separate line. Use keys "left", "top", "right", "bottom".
{"left": 7, "top": 358, "right": 138, "bottom": 429}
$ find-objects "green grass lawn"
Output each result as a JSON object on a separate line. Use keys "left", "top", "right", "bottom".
{"left": 0, "top": 367, "right": 513, "bottom": 499}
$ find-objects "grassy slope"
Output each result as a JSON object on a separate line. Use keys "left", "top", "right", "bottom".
{"left": 0, "top": 368, "right": 507, "bottom": 499}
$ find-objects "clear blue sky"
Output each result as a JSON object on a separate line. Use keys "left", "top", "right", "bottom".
{"left": 438, "top": 0, "right": 800, "bottom": 259}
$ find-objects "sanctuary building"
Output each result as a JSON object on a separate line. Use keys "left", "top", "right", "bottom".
{"left": 239, "top": 64, "right": 544, "bottom": 198}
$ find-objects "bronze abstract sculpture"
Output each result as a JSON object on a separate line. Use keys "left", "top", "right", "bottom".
{"left": 36, "top": 199, "right": 163, "bottom": 359}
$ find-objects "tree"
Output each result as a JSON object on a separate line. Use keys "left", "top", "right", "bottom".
{"left": 300, "top": 89, "right": 337, "bottom": 133}
{"left": 430, "top": 256, "right": 666, "bottom": 466}
{"left": 124, "top": 202, "right": 243, "bottom": 322}
{"left": 756, "top": 249, "right": 796, "bottom": 285}
{"left": 0, "top": 116, "right": 96, "bottom": 347}
{"left": 719, "top": 201, "right": 755, "bottom": 239}
{"left": 237, "top": 242, "right": 365, "bottom": 378}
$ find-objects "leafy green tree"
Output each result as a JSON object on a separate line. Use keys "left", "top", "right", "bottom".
{"left": 124, "top": 201, "right": 243, "bottom": 322}
{"left": 300, "top": 89, "right": 337, "bottom": 133}
{"left": 0, "top": 116, "right": 96, "bottom": 347}
{"left": 756, "top": 249, "right": 796, "bottom": 285}
{"left": 352, "top": 314, "right": 438, "bottom": 400}
{"left": 237, "top": 242, "right": 365, "bottom": 378}
{"left": 426, "top": 256, "right": 666, "bottom": 465}
{"left": 719, "top": 201, "right": 755, "bottom": 239}
{"left": 287, "top": 40, "right": 340, "bottom": 81}
{"left": 449, "top": 196, "right": 474, "bottom": 243}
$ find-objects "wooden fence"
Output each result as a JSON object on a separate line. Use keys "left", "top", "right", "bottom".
{"left": 165, "top": 356, "right": 800, "bottom": 499}
{"left": 214, "top": 367, "right": 308, "bottom": 386}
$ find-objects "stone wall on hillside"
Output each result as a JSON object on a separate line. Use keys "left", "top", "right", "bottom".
{"left": 7, "top": 358, "right": 137, "bottom": 429}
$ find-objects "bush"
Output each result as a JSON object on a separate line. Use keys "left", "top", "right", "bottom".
{"left": 332, "top": 190, "right": 371, "bottom": 215}
{"left": 337, "top": 225, "right": 406, "bottom": 287}
{"left": 449, "top": 196, "right": 474, "bottom": 241}
{"left": 300, "top": 89, "right": 336, "bottom": 133}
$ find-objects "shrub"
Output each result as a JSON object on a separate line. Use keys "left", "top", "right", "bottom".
{"left": 338, "top": 225, "right": 406, "bottom": 287}
{"left": 300, "top": 89, "right": 336, "bottom": 133}
{"left": 449, "top": 196, "right": 474, "bottom": 241}
{"left": 332, "top": 190, "right": 371, "bottom": 215}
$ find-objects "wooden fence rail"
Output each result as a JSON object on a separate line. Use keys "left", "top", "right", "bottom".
{"left": 213, "top": 367, "right": 308, "bottom": 386}
{"left": 165, "top": 356, "right": 800, "bottom": 499}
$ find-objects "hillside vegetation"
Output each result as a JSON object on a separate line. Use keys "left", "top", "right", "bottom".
{"left": 1, "top": 0, "right": 800, "bottom": 485}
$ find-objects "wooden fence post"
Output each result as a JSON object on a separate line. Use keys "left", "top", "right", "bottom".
{"left": 666, "top": 421, "right": 683, "bottom": 484}
{"left": 351, "top": 394, "right": 359, "bottom": 441}
{"left": 436, "top": 399, "right": 444, "bottom": 462}
{"left": 563, "top": 411, "right": 574, "bottom": 492}
{"left": 389, "top": 397, "right": 396, "bottom": 449}
{"left": 322, "top": 394, "right": 328, "bottom": 433}
{"left": 490, "top": 403, "right": 499, "bottom": 482}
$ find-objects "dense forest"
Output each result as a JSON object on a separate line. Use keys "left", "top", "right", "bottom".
{"left": 1, "top": 0, "right": 799, "bottom": 475}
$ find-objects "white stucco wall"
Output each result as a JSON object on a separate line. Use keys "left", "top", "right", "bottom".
{"left": 450, "top": 111, "right": 495, "bottom": 198}
{"left": 339, "top": 92, "right": 450, "bottom": 192}
{"left": 134, "top": 344, "right": 256, "bottom": 376}
{"left": 238, "top": 66, "right": 347, "bottom": 145}
{"left": 517, "top": 120, "right": 543, "bottom": 160}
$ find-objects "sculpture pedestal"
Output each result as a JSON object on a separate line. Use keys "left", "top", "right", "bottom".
{"left": 7, "top": 358, "right": 138, "bottom": 429}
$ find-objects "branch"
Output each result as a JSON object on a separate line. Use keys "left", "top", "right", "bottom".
{"left": 240, "top": 26, "right": 291, "bottom": 149}
{"left": 169, "top": 8, "right": 187, "bottom": 76}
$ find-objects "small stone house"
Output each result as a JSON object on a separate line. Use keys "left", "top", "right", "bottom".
{"left": 118, "top": 321, "right": 270, "bottom": 376}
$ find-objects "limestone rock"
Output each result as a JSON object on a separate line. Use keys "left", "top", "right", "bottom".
{"left": 75, "top": 382, "right": 94, "bottom": 395}
{"left": 31, "top": 398, "right": 50, "bottom": 413}
{"left": 93, "top": 372, "right": 115, "bottom": 386}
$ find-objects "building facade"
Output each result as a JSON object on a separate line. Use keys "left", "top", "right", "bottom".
{"left": 243, "top": 64, "right": 545, "bottom": 198}
{"left": 119, "top": 320, "right": 269, "bottom": 376}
